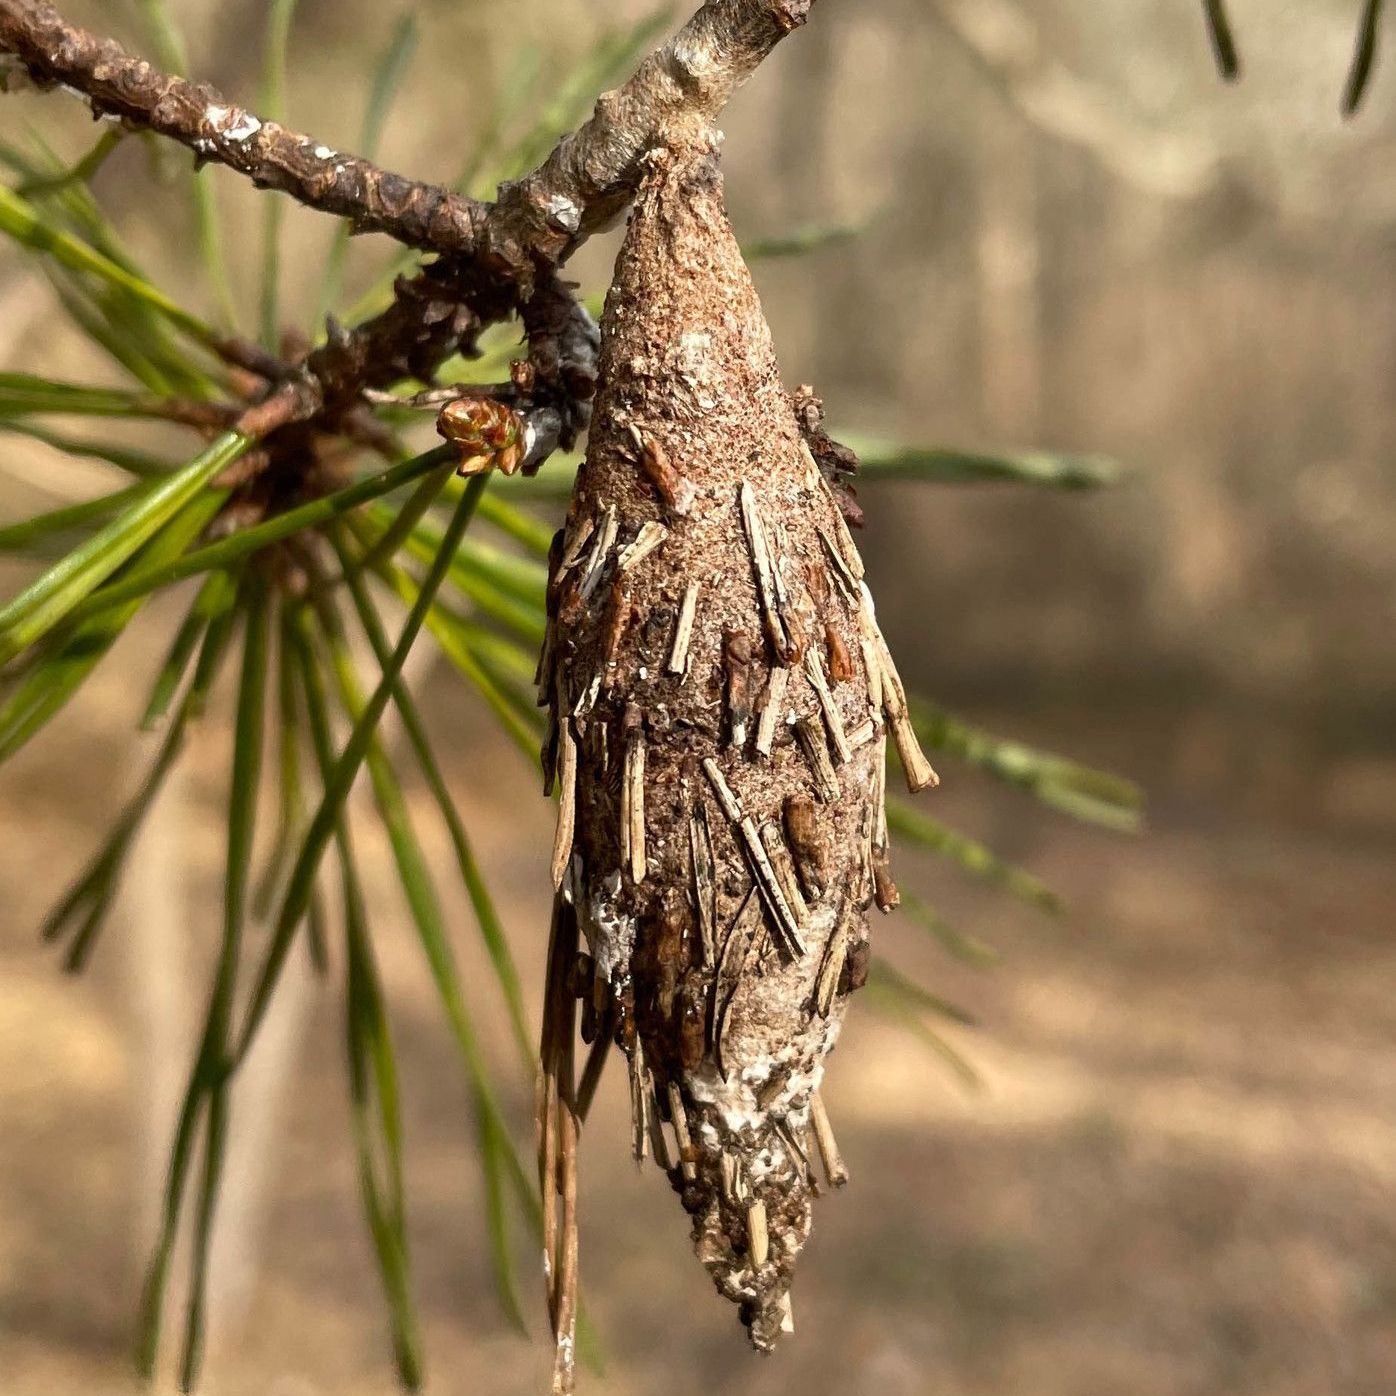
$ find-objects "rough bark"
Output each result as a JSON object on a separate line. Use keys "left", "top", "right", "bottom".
{"left": 0, "top": 0, "right": 819, "bottom": 281}
{"left": 0, "top": 0, "right": 486, "bottom": 252}
{"left": 484, "top": 0, "right": 818, "bottom": 280}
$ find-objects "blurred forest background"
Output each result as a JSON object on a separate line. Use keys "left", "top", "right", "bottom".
{"left": 2, "top": 1, "right": 1395, "bottom": 1394}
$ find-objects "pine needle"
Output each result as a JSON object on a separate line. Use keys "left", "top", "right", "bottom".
{"left": 886, "top": 800, "right": 1063, "bottom": 916}
{"left": 134, "top": 0, "right": 239, "bottom": 327}
{"left": 333, "top": 527, "right": 533, "bottom": 1066}
{"left": 238, "top": 477, "right": 486, "bottom": 1062}
{"left": 1201, "top": 0, "right": 1240, "bottom": 80}
{"left": 140, "top": 568, "right": 241, "bottom": 731}
{"left": 0, "top": 479, "right": 154, "bottom": 552}
{"left": 911, "top": 702, "right": 1144, "bottom": 832}
{"left": 1343, "top": 0, "right": 1386, "bottom": 115}
{"left": 0, "top": 487, "right": 228, "bottom": 762}
{"left": 177, "top": 586, "right": 270, "bottom": 1393}
{"left": 842, "top": 435, "right": 1125, "bottom": 489}
{"left": 0, "top": 184, "right": 219, "bottom": 348}
{"left": 0, "top": 420, "right": 172, "bottom": 476}
{"left": 0, "top": 431, "right": 246, "bottom": 664}
{"left": 67, "top": 446, "right": 452, "bottom": 623}
{"left": 257, "top": 0, "right": 302, "bottom": 347}
{"left": 292, "top": 611, "right": 424, "bottom": 1386}
{"left": 315, "top": 594, "right": 530, "bottom": 1333}
{"left": 865, "top": 961, "right": 982, "bottom": 1089}
{"left": 314, "top": 13, "right": 418, "bottom": 328}
{"left": 135, "top": 589, "right": 267, "bottom": 1384}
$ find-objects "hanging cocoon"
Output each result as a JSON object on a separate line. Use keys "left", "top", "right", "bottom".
{"left": 537, "top": 130, "right": 935, "bottom": 1389}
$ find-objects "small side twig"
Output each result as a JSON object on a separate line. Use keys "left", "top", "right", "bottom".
{"left": 0, "top": 0, "right": 485, "bottom": 252}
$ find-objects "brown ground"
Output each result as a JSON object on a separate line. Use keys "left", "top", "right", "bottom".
{"left": 2, "top": 655, "right": 1393, "bottom": 1396}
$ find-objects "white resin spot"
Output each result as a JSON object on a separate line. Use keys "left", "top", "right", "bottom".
{"left": 585, "top": 871, "right": 637, "bottom": 986}
{"left": 223, "top": 111, "right": 261, "bottom": 142}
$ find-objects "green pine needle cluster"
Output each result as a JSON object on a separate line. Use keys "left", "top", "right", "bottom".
{"left": 0, "top": 3, "right": 1143, "bottom": 1390}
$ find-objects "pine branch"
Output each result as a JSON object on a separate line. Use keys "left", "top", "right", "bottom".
{"left": 0, "top": 0, "right": 818, "bottom": 279}
{"left": 0, "top": 0, "right": 817, "bottom": 476}
{"left": 482, "top": 0, "right": 820, "bottom": 280}
{"left": 0, "top": 0, "right": 485, "bottom": 253}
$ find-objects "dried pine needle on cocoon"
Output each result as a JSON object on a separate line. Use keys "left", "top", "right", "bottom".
{"left": 536, "top": 131, "right": 936, "bottom": 1390}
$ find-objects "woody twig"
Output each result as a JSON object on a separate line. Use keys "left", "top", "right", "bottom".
{"left": 0, "top": 0, "right": 818, "bottom": 280}
{"left": 0, "top": 0, "right": 817, "bottom": 502}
